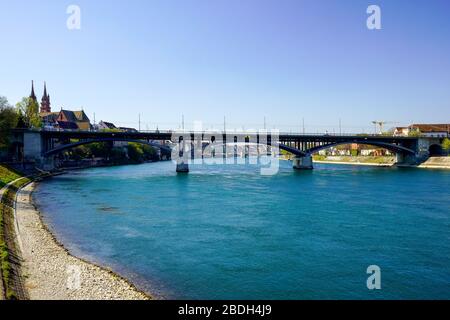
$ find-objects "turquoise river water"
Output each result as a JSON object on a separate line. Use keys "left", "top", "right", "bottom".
{"left": 34, "top": 159, "right": 450, "bottom": 299}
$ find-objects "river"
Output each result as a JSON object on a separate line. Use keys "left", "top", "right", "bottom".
{"left": 33, "top": 159, "right": 450, "bottom": 299}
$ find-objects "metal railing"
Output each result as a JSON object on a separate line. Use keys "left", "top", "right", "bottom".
{"left": 36, "top": 127, "right": 409, "bottom": 137}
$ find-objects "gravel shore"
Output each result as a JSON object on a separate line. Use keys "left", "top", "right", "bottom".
{"left": 15, "top": 183, "right": 151, "bottom": 300}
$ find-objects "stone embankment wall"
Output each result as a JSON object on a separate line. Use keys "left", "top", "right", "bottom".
{"left": 418, "top": 156, "right": 450, "bottom": 169}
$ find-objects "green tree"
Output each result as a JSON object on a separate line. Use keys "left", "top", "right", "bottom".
{"left": 408, "top": 129, "right": 422, "bottom": 137}
{"left": 141, "top": 144, "right": 156, "bottom": 160}
{"left": 70, "top": 145, "right": 91, "bottom": 160}
{"left": 442, "top": 138, "right": 450, "bottom": 155}
{"left": 127, "top": 143, "right": 157, "bottom": 162}
{"left": 127, "top": 142, "right": 144, "bottom": 162}
{"left": 109, "top": 147, "right": 127, "bottom": 164}
{"left": 0, "top": 96, "right": 19, "bottom": 150}
{"left": 15, "top": 97, "right": 41, "bottom": 128}
{"left": 0, "top": 96, "right": 10, "bottom": 108}
{"left": 100, "top": 128, "right": 121, "bottom": 133}
{"left": 88, "top": 142, "right": 111, "bottom": 158}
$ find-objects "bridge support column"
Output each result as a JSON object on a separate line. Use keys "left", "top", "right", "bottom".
{"left": 23, "top": 131, "right": 43, "bottom": 163}
{"left": 395, "top": 153, "right": 405, "bottom": 164}
{"left": 293, "top": 155, "right": 313, "bottom": 170}
{"left": 176, "top": 160, "right": 189, "bottom": 173}
{"left": 176, "top": 136, "right": 189, "bottom": 173}
{"left": 395, "top": 152, "right": 422, "bottom": 166}
{"left": 42, "top": 157, "right": 55, "bottom": 171}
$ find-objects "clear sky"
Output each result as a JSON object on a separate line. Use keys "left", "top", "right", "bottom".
{"left": 1, "top": 0, "right": 449, "bottom": 132}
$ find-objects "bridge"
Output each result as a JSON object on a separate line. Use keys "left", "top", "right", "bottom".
{"left": 10, "top": 129, "right": 440, "bottom": 172}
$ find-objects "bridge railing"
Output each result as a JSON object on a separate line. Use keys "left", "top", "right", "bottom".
{"left": 34, "top": 127, "right": 410, "bottom": 138}
{"left": 133, "top": 130, "right": 395, "bottom": 137}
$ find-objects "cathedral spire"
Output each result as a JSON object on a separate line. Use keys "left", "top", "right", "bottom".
{"left": 30, "top": 80, "right": 37, "bottom": 101}
{"left": 40, "top": 81, "right": 51, "bottom": 113}
{"left": 43, "top": 81, "right": 48, "bottom": 98}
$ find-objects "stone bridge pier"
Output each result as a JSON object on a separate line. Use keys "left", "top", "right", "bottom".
{"left": 395, "top": 151, "right": 429, "bottom": 166}
{"left": 22, "top": 131, "right": 50, "bottom": 169}
{"left": 395, "top": 153, "right": 418, "bottom": 165}
{"left": 293, "top": 154, "right": 313, "bottom": 170}
{"left": 176, "top": 136, "right": 189, "bottom": 173}
{"left": 23, "top": 131, "right": 43, "bottom": 161}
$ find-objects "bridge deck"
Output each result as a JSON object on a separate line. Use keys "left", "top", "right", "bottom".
{"left": 13, "top": 129, "right": 418, "bottom": 143}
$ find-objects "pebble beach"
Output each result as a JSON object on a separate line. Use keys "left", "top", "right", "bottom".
{"left": 14, "top": 183, "right": 150, "bottom": 300}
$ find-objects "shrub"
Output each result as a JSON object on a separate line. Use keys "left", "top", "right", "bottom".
{"left": 127, "top": 143, "right": 144, "bottom": 162}
{"left": 442, "top": 138, "right": 450, "bottom": 154}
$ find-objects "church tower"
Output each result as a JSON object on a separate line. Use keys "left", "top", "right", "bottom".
{"left": 40, "top": 82, "right": 51, "bottom": 113}
{"left": 29, "top": 80, "right": 37, "bottom": 102}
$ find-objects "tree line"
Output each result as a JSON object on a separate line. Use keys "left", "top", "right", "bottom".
{"left": 0, "top": 95, "right": 42, "bottom": 151}
{"left": 66, "top": 141, "right": 158, "bottom": 164}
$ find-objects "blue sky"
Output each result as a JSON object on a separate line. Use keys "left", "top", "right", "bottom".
{"left": 1, "top": 0, "right": 449, "bottom": 132}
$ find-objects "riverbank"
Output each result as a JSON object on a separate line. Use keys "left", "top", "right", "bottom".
{"left": 417, "top": 156, "right": 450, "bottom": 169}
{"left": 313, "top": 155, "right": 396, "bottom": 166}
{"left": 0, "top": 165, "right": 31, "bottom": 300}
{"left": 312, "top": 155, "right": 450, "bottom": 169}
{"left": 313, "top": 160, "right": 394, "bottom": 166}
{"left": 14, "top": 182, "right": 150, "bottom": 300}
{"left": 281, "top": 155, "right": 396, "bottom": 166}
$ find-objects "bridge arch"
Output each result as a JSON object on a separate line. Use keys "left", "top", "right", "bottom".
{"left": 179, "top": 139, "right": 416, "bottom": 158}
{"left": 200, "top": 141, "right": 305, "bottom": 156}
{"left": 428, "top": 144, "right": 443, "bottom": 156}
{"left": 306, "top": 140, "right": 416, "bottom": 156}
{"left": 277, "top": 143, "right": 306, "bottom": 156}
{"left": 43, "top": 137, "right": 171, "bottom": 157}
